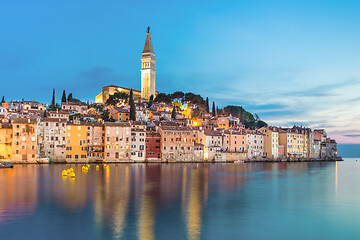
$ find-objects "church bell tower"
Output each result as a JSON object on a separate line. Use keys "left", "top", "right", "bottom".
{"left": 141, "top": 26, "right": 156, "bottom": 100}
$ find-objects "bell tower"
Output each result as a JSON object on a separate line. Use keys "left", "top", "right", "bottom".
{"left": 141, "top": 26, "right": 156, "bottom": 100}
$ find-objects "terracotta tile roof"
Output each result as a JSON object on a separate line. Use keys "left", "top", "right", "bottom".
{"left": 104, "top": 122, "right": 131, "bottom": 127}
{"left": 41, "top": 118, "right": 67, "bottom": 123}
{"left": 160, "top": 126, "right": 192, "bottom": 131}
{"left": 12, "top": 118, "right": 38, "bottom": 124}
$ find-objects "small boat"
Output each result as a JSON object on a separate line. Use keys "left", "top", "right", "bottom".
{"left": 37, "top": 158, "right": 50, "bottom": 164}
{"left": 0, "top": 161, "right": 14, "bottom": 168}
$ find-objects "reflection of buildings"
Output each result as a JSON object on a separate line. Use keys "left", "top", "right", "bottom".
{"left": 137, "top": 165, "right": 160, "bottom": 240}
{"left": 183, "top": 168, "right": 202, "bottom": 240}
{"left": 3, "top": 163, "right": 329, "bottom": 238}
{"left": 94, "top": 165, "right": 131, "bottom": 239}
{"left": 0, "top": 165, "right": 37, "bottom": 223}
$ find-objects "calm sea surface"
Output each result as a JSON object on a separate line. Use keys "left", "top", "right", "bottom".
{"left": 1, "top": 158, "right": 360, "bottom": 240}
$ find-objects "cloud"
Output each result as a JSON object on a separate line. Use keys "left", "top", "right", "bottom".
{"left": 288, "top": 78, "right": 360, "bottom": 97}
{"left": 344, "top": 134, "right": 360, "bottom": 137}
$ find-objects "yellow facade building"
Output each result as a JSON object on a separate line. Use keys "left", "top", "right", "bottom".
{"left": 279, "top": 128, "right": 306, "bottom": 158}
{"left": 0, "top": 123, "right": 12, "bottom": 160}
{"left": 11, "top": 118, "right": 38, "bottom": 163}
{"left": 66, "top": 123, "right": 88, "bottom": 162}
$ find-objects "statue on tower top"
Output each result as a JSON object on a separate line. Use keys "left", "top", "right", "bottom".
{"left": 147, "top": 26, "right": 150, "bottom": 33}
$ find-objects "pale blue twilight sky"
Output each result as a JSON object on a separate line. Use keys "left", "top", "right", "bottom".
{"left": 1, "top": 0, "right": 360, "bottom": 143}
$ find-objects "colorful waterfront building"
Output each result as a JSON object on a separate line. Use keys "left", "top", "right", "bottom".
{"left": 146, "top": 131, "right": 161, "bottom": 161}
{"left": 159, "top": 126, "right": 196, "bottom": 162}
{"left": 38, "top": 118, "right": 67, "bottom": 162}
{"left": 279, "top": 128, "right": 306, "bottom": 158}
{"left": 196, "top": 130, "right": 223, "bottom": 161}
{"left": 194, "top": 143, "right": 205, "bottom": 161}
{"left": 246, "top": 130, "right": 265, "bottom": 159}
{"left": 130, "top": 128, "right": 146, "bottom": 162}
{"left": 104, "top": 122, "right": 131, "bottom": 162}
{"left": 86, "top": 122, "right": 104, "bottom": 162}
{"left": 223, "top": 130, "right": 247, "bottom": 153}
{"left": 0, "top": 123, "right": 12, "bottom": 160}
{"left": 66, "top": 122, "right": 88, "bottom": 162}
{"left": 11, "top": 118, "right": 38, "bottom": 163}
{"left": 259, "top": 126, "right": 279, "bottom": 160}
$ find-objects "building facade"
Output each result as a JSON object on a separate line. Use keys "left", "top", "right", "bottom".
{"left": 66, "top": 123, "right": 88, "bottom": 162}
{"left": 146, "top": 131, "right": 161, "bottom": 161}
{"left": 38, "top": 118, "right": 67, "bottom": 162}
{"left": 12, "top": 118, "right": 38, "bottom": 163}
{"left": 0, "top": 123, "right": 12, "bottom": 160}
{"left": 104, "top": 122, "right": 131, "bottom": 162}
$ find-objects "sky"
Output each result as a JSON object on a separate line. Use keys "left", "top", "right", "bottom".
{"left": 1, "top": 0, "right": 360, "bottom": 144}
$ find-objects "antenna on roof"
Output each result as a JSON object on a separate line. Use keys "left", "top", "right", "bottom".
{"left": 147, "top": 26, "right": 150, "bottom": 33}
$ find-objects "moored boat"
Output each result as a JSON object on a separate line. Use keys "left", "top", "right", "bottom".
{"left": 0, "top": 161, "right": 14, "bottom": 168}
{"left": 37, "top": 157, "right": 50, "bottom": 164}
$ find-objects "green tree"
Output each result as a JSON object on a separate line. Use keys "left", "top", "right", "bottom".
{"left": 69, "top": 113, "right": 82, "bottom": 121}
{"left": 206, "top": 97, "right": 209, "bottom": 113}
{"left": 170, "top": 91, "right": 184, "bottom": 101}
{"left": 70, "top": 98, "right": 81, "bottom": 103}
{"left": 43, "top": 110, "right": 47, "bottom": 117}
{"left": 1, "top": 96, "right": 5, "bottom": 104}
{"left": 171, "top": 105, "right": 176, "bottom": 120}
{"left": 61, "top": 90, "right": 67, "bottom": 103}
{"left": 106, "top": 91, "right": 129, "bottom": 105}
{"left": 67, "top": 93, "right": 73, "bottom": 102}
{"left": 129, "top": 89, "right": 136, "bottom": 121}
{"left": 148, "top": 95, "right": 154, "bottom": 108}
{"left": 51, "top": 89, "right": 55, "bottom": 106}
{"left": 212, "top": 101, "right": 216, "bottom": 116}
{"left": 48, "top": 103, "right": 61, "bottom": 111}
{"left": 154, "top": 93, "right": 172, "bottom": 105}
{"left": 183, "top": 92, "right": 205, "bottom": 108}
{"left": 223, "top": 105, "right": 256, "bottom": 123}
{"left": 256, "top": 120, "right": 268, "bottom": 129}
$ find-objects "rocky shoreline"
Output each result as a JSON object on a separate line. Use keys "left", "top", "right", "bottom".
{"left": 6, "top": 157, "right": 344, "bottom": 164}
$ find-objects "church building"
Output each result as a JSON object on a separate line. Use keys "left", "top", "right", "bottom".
{"left": 95, "top": 27, "right": 157, "bottom": 104}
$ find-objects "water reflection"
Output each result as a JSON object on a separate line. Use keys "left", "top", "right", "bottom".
{"left": 0, "top": 162, "right": 341, "bottom": 240}
{"left": 0, "top": 165, "right": 37, "bottom": 223}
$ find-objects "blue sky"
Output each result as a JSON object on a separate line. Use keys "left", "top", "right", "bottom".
{"left": 1, "top": 0, "right": 360, "bottom": 143}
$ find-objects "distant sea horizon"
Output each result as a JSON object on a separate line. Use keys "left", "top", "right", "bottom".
{"left": 337, "top": 144, "right": 360, "bottom": 158}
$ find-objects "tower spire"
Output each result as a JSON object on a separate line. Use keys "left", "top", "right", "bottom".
{"left": 141, "top": 27, "right": 156, "bottom": 100}
{"left": 143, "top": 26, "right": 154, "bottom": 54}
